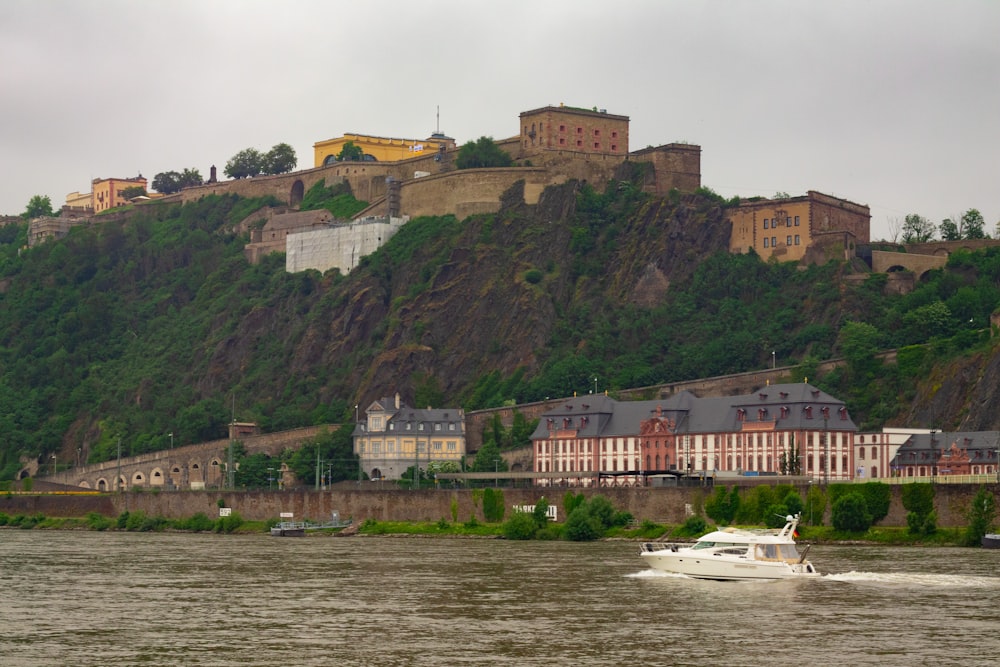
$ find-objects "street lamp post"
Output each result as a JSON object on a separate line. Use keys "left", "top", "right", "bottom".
{"left": 51, "top": 453, "right": 56, "bottom": 476}
{"left": 593, "top": 376, "right": 598, "bottom": 395}
{"left": 930, "top": 430, "right": 937, "bottom": 484}
{"left": 267, "top": 466, "right": 274, "bottom": 491}
{"left": 169, "top": 432, "right": 174, "bottom": 449}
{"left": 772, "top": 350, "right": 776, "bottom": 369}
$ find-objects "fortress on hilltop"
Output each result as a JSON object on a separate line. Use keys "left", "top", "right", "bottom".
{"left": 42, "top": 103, "right": 881, "bottom": 273}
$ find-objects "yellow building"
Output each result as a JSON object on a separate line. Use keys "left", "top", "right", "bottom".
{"left": 91, "top": 175, "right": 147, "bottom": 213}
{"left": 314, "top": 132, "right": 456, "bottom": 167}
{"left": 64, "top": 190, "right": 92, "bottom": 213}
{"left": 728, "top": 191, "right": 870, "bottom": 262}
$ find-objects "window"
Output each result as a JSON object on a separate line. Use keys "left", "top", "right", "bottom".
{"left": 611, "top": 144, "right": 617, "bottom": 151}
{"left": 576, "top": 140, "right": 582, "bottom": 147}
{"left": 611, "top": 131, "right": 618, "bottom": 138}
{"left": 594, "top": 129, "right": 600, "bottom": 136}
{"left": 449, "top": 423, "right": 455, "bottom": 431}
{"left": 434, "top": 423, "right": 441, "bottom": 431}
{"left": 559, "top": 124, "right": 565, "bottom": 131}
{"left": 786, "top": 217, "right": 791, "bottom": 226}
{"left": 559, "top": 138, "right": 565, "bottom": 145}
{"left": 786, "top": 235, "right": 792, "bottom": 246}
{"left": 794, "top": 216, "right": 800, "bottom": 226}
{"left": 772, "top": 236, "right": 777, "bottom": 247}
{"left": 764, "top": 238, "right": 769, "bottom": 248}
{"left": 764, "top": 219, "right": 769, "bottom": 229}
{"left": 576, "top": 127, "right": 583, "bottom": 134}
{"left": 794, "top": 235, "right": 800, "bottom": 245}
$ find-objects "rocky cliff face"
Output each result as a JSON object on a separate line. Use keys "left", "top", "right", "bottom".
{"left": 201, "top": 179, "right": 732, "bottom": 409}
{"left": 904, "top": 346, "right": 1000, "bottom": 431}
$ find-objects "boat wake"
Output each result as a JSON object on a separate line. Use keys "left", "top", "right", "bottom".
{"left": 824, "top": 570, "right": 1000, "bottom": 588}
{"left": 627, "top": 569, "right": 689, "bottom": 579}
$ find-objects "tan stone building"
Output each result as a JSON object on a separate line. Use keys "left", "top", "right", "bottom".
{"left": 353, "top": 393, "right": 466, "bottom": 481}
{"left": 518, "top": 104, "right": 629, "bottom": 157}
{"left": 728, "top": 191, "right": 870, "bottom": 262}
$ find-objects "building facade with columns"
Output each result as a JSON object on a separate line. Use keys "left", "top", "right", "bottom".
{"left": 530, "top": 383, "right": 857, "bottom": 487}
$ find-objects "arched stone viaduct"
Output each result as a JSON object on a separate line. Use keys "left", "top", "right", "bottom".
{"left": 872, "top": 239, "right": 1000, "bottom": 279}
{"left": 40, "top": 425, "right": 338, "bottom": 491}
{"left": 36, "top": 352, "right": 908, "bottom": 490}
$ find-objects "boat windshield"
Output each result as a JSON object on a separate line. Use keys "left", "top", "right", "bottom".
{"left": 754, "top": 544, "right": 801, "bottom": 560}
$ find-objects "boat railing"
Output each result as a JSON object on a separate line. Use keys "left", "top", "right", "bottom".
{"left": 640, "top": 542, "right": 682, "bottom": 553}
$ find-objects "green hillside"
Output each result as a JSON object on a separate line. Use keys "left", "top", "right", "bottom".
{"left": 1, "top": 174, "right": 999, "bottom": 479}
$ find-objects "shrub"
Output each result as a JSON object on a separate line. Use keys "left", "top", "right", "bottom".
{"left": 676, "top": 515, "right": 708, "bottom": 537}
{"left": 564, "top": 507, "right": 601, "bottom": 541}
{"left": 86, "top": 512, "right": 113, "bottom": 531}
{"left": 215, "top": 511, "right": 244, "bottom": 534}
{"left": 523, "top": 269, "right": 543, "bottom": 284}
{"left": 502, "top": 511, "right": 538, "bottom": 540}
{"left": 832, "top": 493, "right": 873, "bottom": 532}
{"left": 179, "top": 512, "right": 215, "bottom": 532}
{"left": 482, "top": 488, "right": 505, "bottom": 523}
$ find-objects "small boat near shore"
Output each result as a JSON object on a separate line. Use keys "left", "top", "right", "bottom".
{"left": 639, "top": 513, "right": 819, "bottom": 581}
{"left": 982, "top": 533, "right": 1000, "bottom": 549}
{"left": 270, "top": 512, "right": 352, "bottom": 537}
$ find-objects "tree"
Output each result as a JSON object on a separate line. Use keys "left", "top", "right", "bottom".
{"left": 900, "top": 213, "right": 935, "bottom": 243}
{"left": 961, "top": 208, "right": 986, "bottom": 239}
{"left": 837, "top": 321, "right": 881, "bottom": 379}
{"left": 471, "top": 437, "right": 506, "bottom": 474}
{"left": 502, "top": 510, "right": 538, "bottom": 540}
{"left": 455, "top": 136, "right": 513, "bottom": 169}
{"left": 22, "top": 195, "right": 54, "bottom": 219}
{"left": 705, "top": 486, "right": 740, "bottom": 525}
{"left": 939, "top": 218, "right": 960, "bottom": 241}
{"left": 153, "top": 169, "right": 203, "bottom": 194}
{"left": 902, "top": 483, "right": 937, "bottom": 535}
{"left": 337, "top": 141, "right": 364, "bottom": 162}
{"left": 262, "top": 143, "right": 297, "bottom": 175}
{"left": 119, "top": 186, "right": 146, "bottom": 200}
{"left": 224, "top": 148, "right": 263, "bottom": 179}
{"left": 831, "top": 493, "right": 873, "bottom": 532}
{"left": 963, "top": 486, "right": 996, "bottom": 547}
{"left": 152, "top": 171, "right": 182, "bottom": 194}
{"left": 564, "top": 506, "right": 601, "bottom": 541}
{"left": 481, "top": 487, "right": 505, "bottom": 522}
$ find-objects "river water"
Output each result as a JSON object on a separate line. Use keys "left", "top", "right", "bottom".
{"left": 1, "top": 530, "right": 999, "bottom": 667}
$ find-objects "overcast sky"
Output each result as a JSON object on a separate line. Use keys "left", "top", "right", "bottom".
{"left": 2, "top": 0, "right": 998, "bottom": 241}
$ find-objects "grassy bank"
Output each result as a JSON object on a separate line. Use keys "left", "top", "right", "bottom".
{"left": 0, "top": 511, "right": 974, "bottom": 546}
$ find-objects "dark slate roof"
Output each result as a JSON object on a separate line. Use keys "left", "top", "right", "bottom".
{"left": 530, "top": 383, "right": 856, "bottom": 440}
{"left": 895, "top": 431, "right": 1000, "bottom": 455}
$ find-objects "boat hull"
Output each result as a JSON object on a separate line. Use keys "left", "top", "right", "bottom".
{"left": 270, "top": 526, "right": 306, "bottom": 537}
{"left": 982, "top": 534, "right": 1000, "bottom": 549}
{"left": 640, "top": 550, "right": 819, "bottom": 581}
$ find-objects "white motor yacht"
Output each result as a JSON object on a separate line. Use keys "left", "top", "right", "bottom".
{"left": 639, "top": 513, "right": 819, "bottom": 581}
